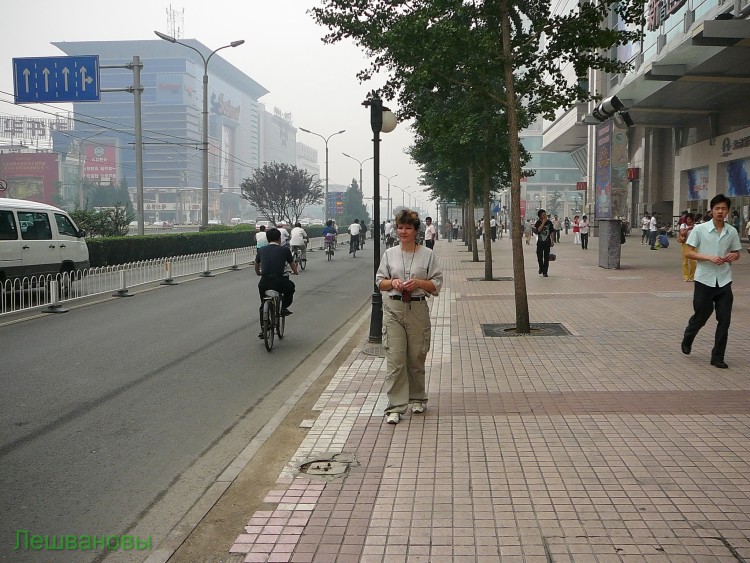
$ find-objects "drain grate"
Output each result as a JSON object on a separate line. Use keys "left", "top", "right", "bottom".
{"left": 362, "top": 346, "right": 385, "bottom": 357}
{"left": 482, "top": 322, "right": 571, "bottom": 337}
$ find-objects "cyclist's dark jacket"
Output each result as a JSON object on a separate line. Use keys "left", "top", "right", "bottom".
{"left": 255, "top": 243, "right": 293, "bottom": 277}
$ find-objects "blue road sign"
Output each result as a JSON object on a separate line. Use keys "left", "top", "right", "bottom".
{"left": 13, "top": 55, "right": 100, "bottom": 104}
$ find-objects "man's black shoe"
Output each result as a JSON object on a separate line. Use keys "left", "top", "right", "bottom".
{"left": 681, "top": 340, "right": 691, "bottom": 355}
{"left": 258, "top": 332, "right": 264, "bottom": 339}
{"left": 711, "top": 359, "right": 728, "bottom": 369}
{"left": 281, "top": 309, "right": 293, "bottom": 316}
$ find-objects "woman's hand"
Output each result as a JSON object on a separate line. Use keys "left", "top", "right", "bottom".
{"left": 401, "top": 278, "right": 420, "bottom": 292}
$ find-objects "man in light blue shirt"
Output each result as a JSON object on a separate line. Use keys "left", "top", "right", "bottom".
{"left": 681, "top": 194, "right": 741, "bottom": 369}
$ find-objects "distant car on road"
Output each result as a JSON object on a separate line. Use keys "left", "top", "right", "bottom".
{"left": 152, "top": 221, "right": 173, "bottom": 229}
{"left": 207, "top": 219, "right": 224, "bottom": 226}
{"left": 255, "top": 220, "right": 272, "bottom": 229}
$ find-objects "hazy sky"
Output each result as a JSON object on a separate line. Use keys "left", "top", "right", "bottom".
{"left": 1, "top": 0, "right": 433, "bottom": 211}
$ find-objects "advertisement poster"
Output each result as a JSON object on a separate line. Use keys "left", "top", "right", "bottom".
{"left": 726, "top": 159, "right": 750, "bottom": 197}
{"left": 687, "top": 167, "right": 709, "bottom": 201}
{"left": 84, "top": 142, "right": 118, "bottom": 184}
{"left": 610, "top": 127, "right": 629, "bottom": 218}
{"left": 0, "top": 153, "right": 59, "bottom": 204}
{"left": 595, "top": 121, "right": 612, "bottom": 219}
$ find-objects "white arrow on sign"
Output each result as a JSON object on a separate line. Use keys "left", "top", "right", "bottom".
{"left": 22, "top": 68, "right": 30, "bottom": 92}
{"left": 62, "top": 67, "right": 70, "bottom": 91}
{"left": 80, "top": 66, "right": 93, "bottom": 91}
{"left": 42, "top": 68, "right": 50, "bottom": 92}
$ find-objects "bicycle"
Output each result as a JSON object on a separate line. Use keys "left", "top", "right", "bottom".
{"left": 324, "top": 235, "right": 336, "bottom": 261}
{"left": 259, "top": 276, "right": 288, "bottom": 352}
{"left": 291, "top": 242, "right": 307, "bottom": 271}
{"left": 349, "top": 234, "right": 358, "bottom": 257}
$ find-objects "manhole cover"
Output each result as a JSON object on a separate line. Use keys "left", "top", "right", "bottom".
{"left": 362, "top": 346, "right": 385, "bottom": 357}
{"left": 482, "top": 323, "right": 571, "bottom": 337}
{"left": 301, "top": 461, "right": 348, "bottom": 475}
{"left": 467, "top": 276, "right": 513, "bottom": 281}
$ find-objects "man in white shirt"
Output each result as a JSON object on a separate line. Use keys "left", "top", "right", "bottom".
{"left": 648, "top": 213, "right": 658, "bottom": 249}
{"left": 490, "top": 216, "right": 497, "bottom": 242}
{"left": 278, "top": 224, "right": 290, "bottom": 246}
{"left": 385, "top": 220, "right": 395, "bottom": 248}
{"left": 641, "top": 212, "right": 650, "bottom": 244}
{"left": 681, "top": 194, "right": 741, "bottom": 369}
{"left": 348, "top": 219, "right": 361, "bottom": 254}
{"left": 289, "top": 222, "right": 309, "bottom": 260}
{"left": 255, "top": 225, "right": 268, "bottom": 248}
{"left": 424, "top": 216, "right": 437, "bottom": 250}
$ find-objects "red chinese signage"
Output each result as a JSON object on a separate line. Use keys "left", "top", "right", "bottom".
{"left": 84, "top": 142, "right": 118, "bottom": 183}
{"left": 0, "top": 153, "right": 59, "bottom": 204}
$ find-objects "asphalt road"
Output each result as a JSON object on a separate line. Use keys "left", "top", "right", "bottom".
{"left": 0, "top": 242, "right": 375, "bottom": 562}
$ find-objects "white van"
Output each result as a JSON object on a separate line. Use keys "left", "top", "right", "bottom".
{"left": 0, "top": 198, "right": 89, "bottom": 284}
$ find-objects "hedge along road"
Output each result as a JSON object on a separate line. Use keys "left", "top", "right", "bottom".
{"left": 0, "top": 241, "right": 375, "bottom": 562}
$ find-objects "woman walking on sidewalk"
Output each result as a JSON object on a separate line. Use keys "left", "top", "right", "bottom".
{"left": 678, "top": 213, "right": 697, "bottom": 281}
{"left": 376, "top": 209, "right": 444, "bottom": 424}
{"left": 533, "top": 209, "right": 555, "bottom": 277}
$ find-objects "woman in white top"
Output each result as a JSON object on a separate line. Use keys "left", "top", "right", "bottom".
{"left": 579, "top": 215, "right": 590, "bottom": 249}
{"left": 375, "top": 209, "right": 443, "bottom": 424}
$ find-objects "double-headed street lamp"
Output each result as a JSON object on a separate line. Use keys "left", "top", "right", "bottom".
{"left": 155, "top": 31, "right": 245, "bottom": 230}
{"left": 341, "top": 152, "right": 373, "bottom": 195}
{"left": 380, "top": 173, "right": 398, "bottom": 219}
{"left": 299, "top": 128, "right": 346, "bottom": 223}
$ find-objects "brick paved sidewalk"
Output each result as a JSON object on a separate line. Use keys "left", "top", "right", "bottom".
{"left": 228, "top": 232, "right": 750, "bottom": 562}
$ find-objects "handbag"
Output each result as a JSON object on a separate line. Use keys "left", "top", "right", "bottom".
{"left": 549, "top": 252, "right": 557, "bottom": 261}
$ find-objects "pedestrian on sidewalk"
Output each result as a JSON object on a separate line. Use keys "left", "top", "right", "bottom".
{"left": 376, "top": 209, "right": 443, "bottom": 424}
{"left": 681, "top": 194, "right": 741, "bottom": 369}
{"left": 524, "top": 219, "right": 533, "bottom": 244}
{"left": 533, "top": 209, "right": 554, "bottom": 277}
{"left": 573, "top": 215, "right": 581, "bottom": 244}
{"left": 641, "top": 212, "right": 650, "bottom": 244}
{"left": 424, "top": 216, "right": 436, "bottom": 250}
{"left": 553, "top": 215, "right": 562, "bottom": 242}
{"left": 678, "top": 213, "right": 697, "bottom": 281}
{"left": 452, "top": 219, "right": 459, "bottom": 242}
{"left": 580, "top": 215, "right": 590, "bottom": 249}
{"left": 490, "top": 216, "right": 497, "bottom": 241}
{"left": 649, "top": 212, "right": 659, "bottom": 249}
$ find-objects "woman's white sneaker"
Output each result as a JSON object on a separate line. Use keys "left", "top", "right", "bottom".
{"left": 386, "top": 413, "right": 400, "bottom": 424}
{"left": 411, "top": 402, "right": 425, "bottom": 414}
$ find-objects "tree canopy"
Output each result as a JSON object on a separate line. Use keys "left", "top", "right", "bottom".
{"left": 240, "top": 162, "right": 323, "bottom": 226}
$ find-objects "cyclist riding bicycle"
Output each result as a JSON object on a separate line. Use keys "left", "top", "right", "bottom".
{"left": 289, "top": 222, "right": 309, "bottom": 261}
{"left": 255, "top": 224, "right": 268, "bottom": 249}
{"left": 322, "top": 219, "right": 337, "bottom": 255}
{"left": 348, "top": 219, "right": 361, "bottom": 254}
{"left": 254, "top": 228, "right": 298, "bottom": 337}
{"left": 360, "top": 220, "right": 368, "bottom": 248}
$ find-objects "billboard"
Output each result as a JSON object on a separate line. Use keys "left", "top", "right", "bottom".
{"left": 687, "top": 167, "right": 709, "bottom": 201}
{"left": 0, "top": 153, "right": 59, "bottom": 204}
{"left": 595, "top": 121, "right": 612, "bottom": 219}
{"left": 726, "top": 159, "right": 750, "bottom": 197}
{"left": 84, "top": 142, "right": 117, "bottom": 183}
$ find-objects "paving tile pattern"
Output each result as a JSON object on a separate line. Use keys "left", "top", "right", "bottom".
{"left": 229, "top": 234, "right": 750, "bottom": 562}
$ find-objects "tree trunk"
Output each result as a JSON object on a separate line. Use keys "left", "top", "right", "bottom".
{"left": 483, "top": 165, "right": 493, "bottom": 280}
{"left": 501, "top": 0, "right": 530, "bottom": 333}
{"left": 469, "top": 165, "right": 479, "bottom": 262}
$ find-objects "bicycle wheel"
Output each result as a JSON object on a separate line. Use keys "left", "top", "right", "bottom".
{"left": 276, "top": 300, "right": 285, "bottom": 339}
{"left": 263, "top": 301, "right": 275, "bottom": 351}
{"left": 300, "top": 257, "right": 306, "bottom": 270}
{"left": 327, "top": 246, "right": 332, "bottom": 261}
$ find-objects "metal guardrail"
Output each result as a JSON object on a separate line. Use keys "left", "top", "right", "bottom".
{"left": 1, "top": 247, "right": 256, "bottom": 316}
{"left": 1, "top": 234, "right": 359, "bottom": 317}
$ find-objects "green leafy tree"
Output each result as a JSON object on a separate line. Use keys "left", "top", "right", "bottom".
{"left": 547, "top": 191, "right": 564, "bottom": 218}
{"left": 312, "top": 0, "right": 644, "bottom": 332}
{"left": 341, "top": 179, "right": 370, "bottom": 226}
{"left": 72, "top": 205, "right": 133, "bottom": 237}
{"left": 240, "top": 162, "right": 323, "bottom": 226}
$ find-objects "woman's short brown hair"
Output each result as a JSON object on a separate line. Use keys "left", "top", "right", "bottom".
{"left": 394, "top": 209, "right": 420, "bottom": 230}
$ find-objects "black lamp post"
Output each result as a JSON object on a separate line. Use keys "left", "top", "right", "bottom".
{"left": 362, "top": 92, "right": 397, "bottom": 343}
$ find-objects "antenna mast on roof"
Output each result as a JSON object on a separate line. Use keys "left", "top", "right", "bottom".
{"left": 166, "top": 4, "right": 185, "bottom": 39}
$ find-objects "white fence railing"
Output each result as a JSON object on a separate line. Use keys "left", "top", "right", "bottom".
{"left": 1, "top": 234, "right": 358, "bottom": 317}
{"left": 1, "top": 247, "right": 257, "bottom": 316}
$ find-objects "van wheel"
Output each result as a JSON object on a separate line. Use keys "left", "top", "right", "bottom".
{"left": 57, "top": 266, "right": 75, "bottom": 297}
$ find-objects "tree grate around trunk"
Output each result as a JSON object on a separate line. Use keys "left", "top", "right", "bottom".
{"left": 482, "top": 322, "right": 571, "bottom": 337}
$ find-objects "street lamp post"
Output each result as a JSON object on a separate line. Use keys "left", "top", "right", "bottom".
{"left": 341, "top": 152, "right": 373, "bottom": 195}
{"left": 300, "top": 128, "right": 346, "bottom": 223}
{"left": 362, "top": 93, "right": 397, "bottom": 343}
{"left": 380, "top": 173, "right": 398, "bottom": 219}
{"left": 155, "top": 31, "right": 244, "bottom": 230}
